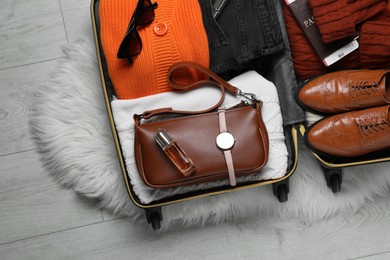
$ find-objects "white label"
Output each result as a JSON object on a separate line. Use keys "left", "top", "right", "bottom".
{"left": 323, "top": 40, "right": 359, "bottom": 66}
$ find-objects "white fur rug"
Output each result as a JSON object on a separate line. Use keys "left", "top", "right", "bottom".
{"left": 30, "top": 38, "right": 390, "bottom": 228}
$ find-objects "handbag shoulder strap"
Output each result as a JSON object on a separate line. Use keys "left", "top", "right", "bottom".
{"left": 134, "top": 62, "right": 256, "bottom": 123}
{"left": 167, "top": 62, "right": 238, "bottom": 94}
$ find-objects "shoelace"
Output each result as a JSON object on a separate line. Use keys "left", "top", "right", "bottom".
{"left": 351, "top": 81, "right": 380, "bottom": 97}
{"left": 358, "top": 116, "right": 389, "bottom": 136}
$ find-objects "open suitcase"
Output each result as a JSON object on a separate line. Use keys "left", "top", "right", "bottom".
{"left": 91, "top": 0, "right": 305, "bottom": 230}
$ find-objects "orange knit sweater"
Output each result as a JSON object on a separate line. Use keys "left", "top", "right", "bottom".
{"left": 99, "top": 0, "right": 210, "bottom": 99}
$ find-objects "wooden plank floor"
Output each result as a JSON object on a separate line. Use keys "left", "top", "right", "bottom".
{"left": 1, "top": 0, "right": 390, "bottom": 259}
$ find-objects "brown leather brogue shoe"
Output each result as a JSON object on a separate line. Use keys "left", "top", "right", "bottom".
{"left": 298, "top": 69, "right": 390, "bottom": 114}
{"left": 305, "top": 105, "right": 390, "bottom": 157}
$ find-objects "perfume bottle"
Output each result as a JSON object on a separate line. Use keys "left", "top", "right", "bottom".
{"left": 155, "top": 129, "right": 195, "bottom": 177}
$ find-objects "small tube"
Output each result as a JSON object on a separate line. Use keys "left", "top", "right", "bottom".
{"left": 155, "top": 129, "right": 195, "bottom": 177}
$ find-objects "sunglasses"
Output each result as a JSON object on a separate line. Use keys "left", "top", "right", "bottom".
{"left": 117, "top": 0, "right": 158, "bottom": 63}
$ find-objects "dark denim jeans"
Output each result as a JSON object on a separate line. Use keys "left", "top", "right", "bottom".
{"left": 199, "top": 0, "right": 285, "bottom": 74}
{"left": 199, "top": 0, "right": 305, "bottom": 125}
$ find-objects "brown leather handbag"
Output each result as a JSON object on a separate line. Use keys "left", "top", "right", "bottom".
{"left": 133, "top": 62, "right": 269, "bottom": 188}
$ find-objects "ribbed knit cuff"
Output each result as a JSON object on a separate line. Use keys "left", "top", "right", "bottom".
{"left": 359, "top": 21, "right": 390, "bottom": 69}
{"left": 349, "top": 0, "right": 387, "bottom": 25}
{"left": 309, "top": 0, "right": 356, "bottom": 43}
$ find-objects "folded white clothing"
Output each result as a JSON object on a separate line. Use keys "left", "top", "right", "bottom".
{"left": 111, "top": 70, "right": 288, "bottom": 204}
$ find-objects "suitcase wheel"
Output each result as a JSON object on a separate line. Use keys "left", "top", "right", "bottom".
{"left": 321, "top": 166, "right": 343, "bottom": 193}
{"left": 329, "top": 174, "right": 342, "bottom": 193}
{"left": 276, "top": 185, "right": 288, "bottom": 202}
{"left": 272, "top": 178, "right": 289, "bottom": 203}
{"left": 145, "top": 207, "right": 163, "bottom": 230}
